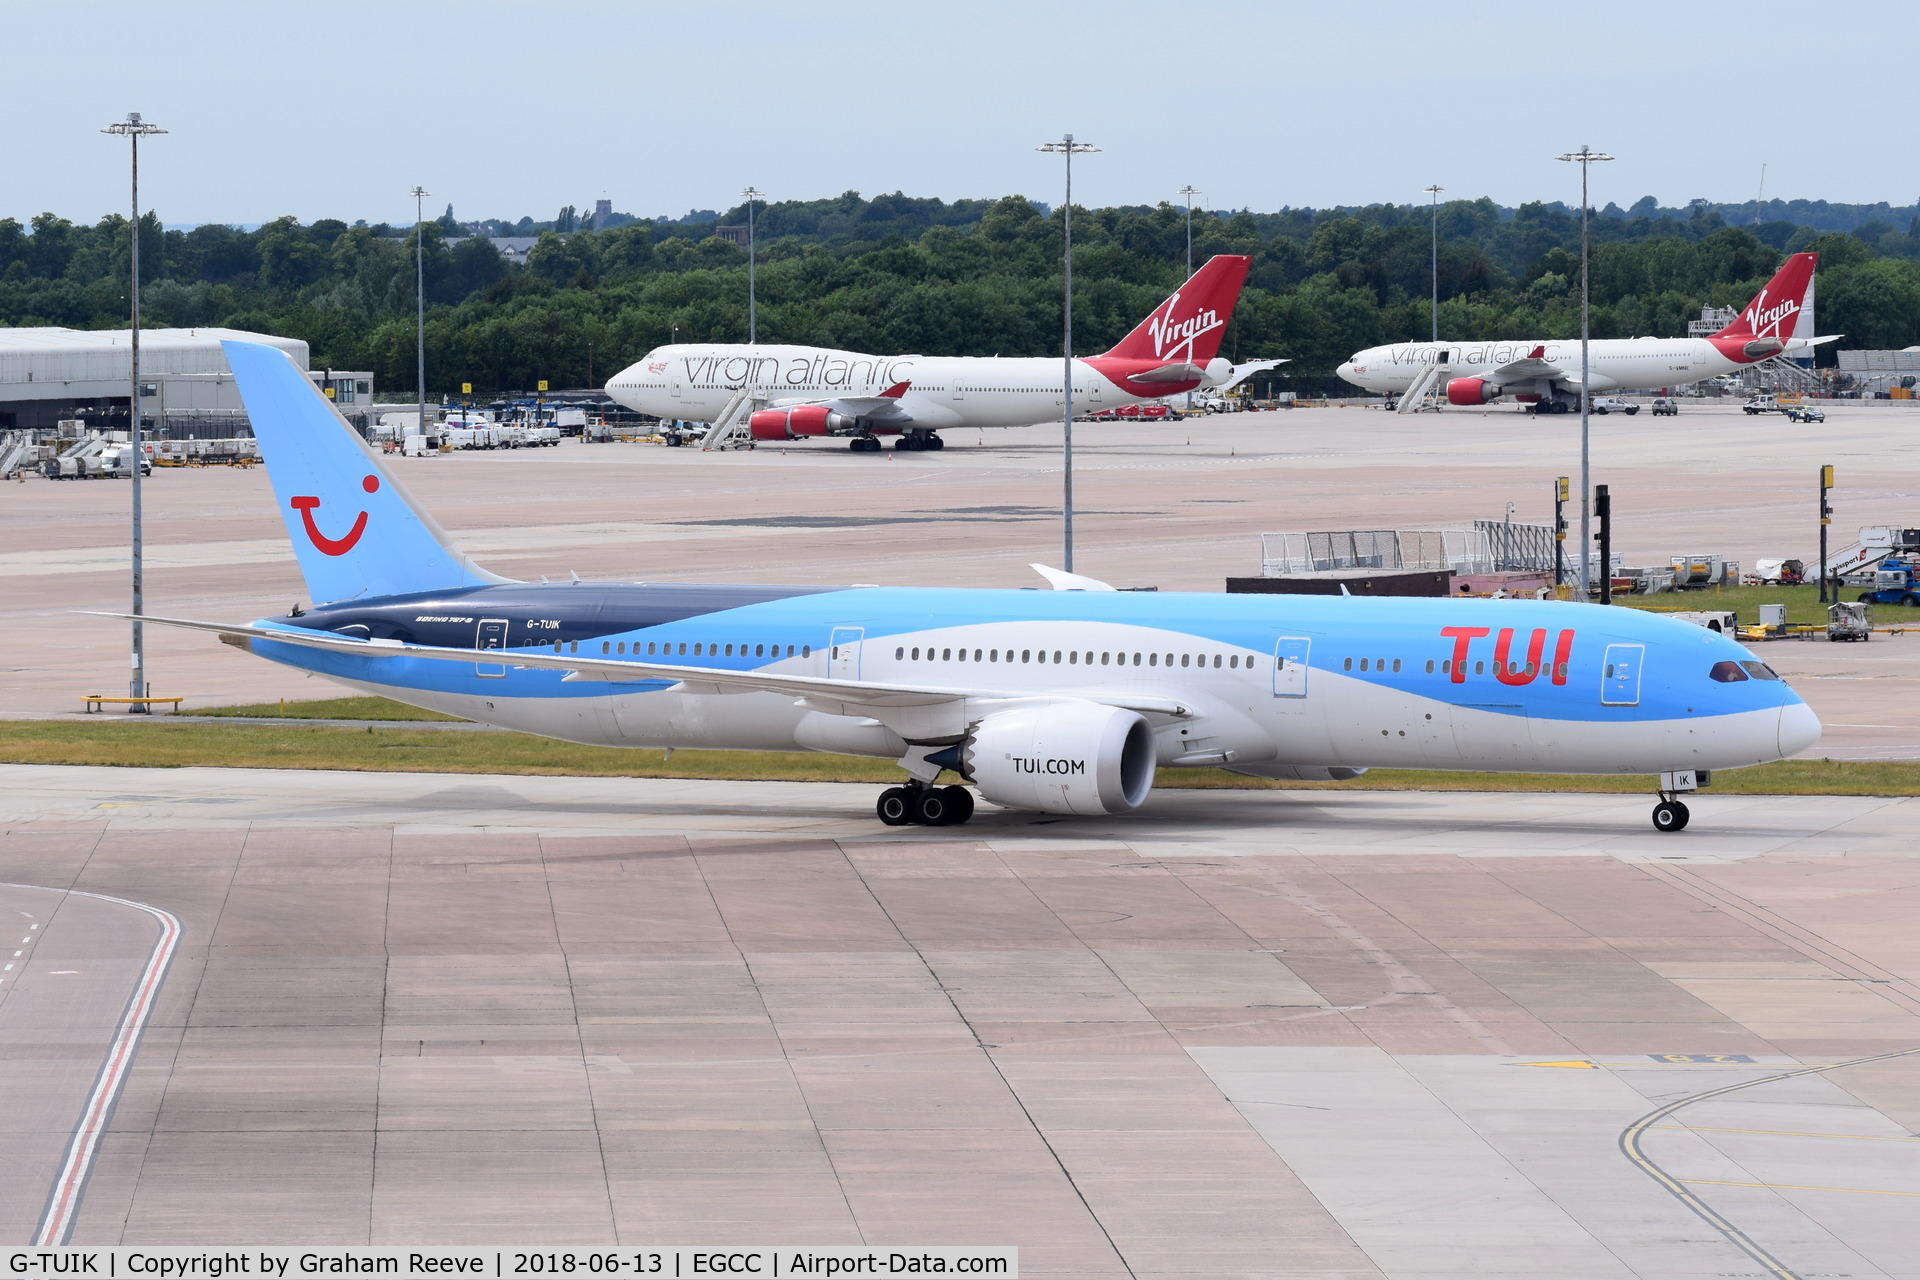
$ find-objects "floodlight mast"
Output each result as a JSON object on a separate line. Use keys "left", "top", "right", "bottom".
{"left": 740, "top": 187, "right": 765, "bottom": 344}
{"left": 1037, "top": 135, "right": 1099, "bottom": 572}
{"left": 1424, "top": 185, "right": 1444, "bottom": 343}
{"left": 102, "top": 112, "right": 165, "bottom": 711}
{"left": 1178, "top": 185, "right": 1202, "bottom": 411}
{"left": 411, "top": 187, "right": 430, "bottom": 449}
{"left": 1556, "top": 146, "right": 1613, "bottom": 597}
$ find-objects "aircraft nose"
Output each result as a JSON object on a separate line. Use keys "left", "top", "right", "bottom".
{"left": 1336, "top": 362, "right": 1356, "bottom": 381}
{"left": 1778, "top": 701, "right": 1821, "bottom": 758}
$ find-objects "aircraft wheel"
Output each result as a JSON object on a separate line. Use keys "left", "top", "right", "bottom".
{"left": 1652, "top": 800, "right": 1690, "bottom": 832}
{"left": 927, "top": 435, "right": 945, "bottom": 451}
{"left": 877, "top": 787, "right": 915, "bottom": 826}
{"left": 898, "top": 435, "right": 923, "bottom": 452}
{"left": 913, "top": 787, "right": 957, "bottom": 827}
{"left": 939, "top": 785, "right": 974, "bottom": 824}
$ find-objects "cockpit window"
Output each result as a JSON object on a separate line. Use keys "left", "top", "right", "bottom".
{"left": 1708, "top": 660, "right": 1749, "bottom": 683}
{"left": 1740, "top": 661, "right": 1782, "bottom": 681}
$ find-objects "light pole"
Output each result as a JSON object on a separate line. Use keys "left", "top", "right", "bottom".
{"left": 1177, "top": 185, "right": 1201, "bottom": 279}
{"left": 1037, "top": 135, "right": 1098, "bottom": 572}
{"left": 411, "top": 186, "right": 430, "bottom": 441}
{"left": 102, "top": 112, "right": 165, "bottom": 712}
{"left": 1424, "top": 184, "right": 1444, "bottom": 343}
{"left": 1178, "top": 185, "right": 1202, "bottom": 411}
{"left": 1556, "top": 146, "right": 1613, "bottom": 595}
{"left": 740, "top": 186, "right": 764, "bottom": 344}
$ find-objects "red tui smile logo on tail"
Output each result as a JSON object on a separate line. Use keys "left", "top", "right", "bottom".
{"left": 290, "top": 475, "right": 379, "bottom": 556}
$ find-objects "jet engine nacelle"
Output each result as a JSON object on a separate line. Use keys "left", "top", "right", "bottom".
{"left": 747, "top": 405, "right": 855, "bottom": 440}
{"left": 1446, "top": 377, "right": 1500, "bottom": 406}
{"left": 961, "top": 702, "right": 1155, "bottom": 815}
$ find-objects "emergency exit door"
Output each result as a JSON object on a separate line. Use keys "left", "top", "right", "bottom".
{"left": 1601, "top": 643, "right": 1643, "bottom": 706}
{"left": 830, "top": 627, "right": 864, "bottom": 679}
{"left": 475, "top": 619, "right": 508, "bottom": 677}
{"left": 1272, "top": 637, "right": 1311, "bottom": 698}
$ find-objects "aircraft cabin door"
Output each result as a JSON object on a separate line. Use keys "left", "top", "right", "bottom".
{"left": 830, "top": 627, "right": 864, "bottom": 680}
{"left": 1601, "top": 643, "right": 1643, "bottom": 706}
{"left": 1272, "top": 637, "right": 1311, "bottom": 706}
{"left": 475, "top": 619, "right": 508, "bottom": 677}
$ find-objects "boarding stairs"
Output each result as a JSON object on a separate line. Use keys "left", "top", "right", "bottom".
{"left": 1741, "top": 356, "right": 1823, "bottom": 394}
{"left": 1395, "top": 361, "right": 1450, "bottom": 413}
{"left": 699, "top": 387, "right": 766, "bottom": 452}
{"left": 1821, "top": 526, "right": 1920, "bottom": 583}
{"left": 0, "top": 431, "right": 30, "bottom": 479}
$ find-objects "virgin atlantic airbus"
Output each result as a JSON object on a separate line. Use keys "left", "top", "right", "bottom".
{"left": 603, "top": 255, "right": 1282, "bottom": 451}
{"left": 1337, "top": 252, "right": 1839, "bottom": 412}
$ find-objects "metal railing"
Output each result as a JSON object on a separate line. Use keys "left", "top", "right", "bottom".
{"left": 1261, "top": 528, "right": 1500, "bottom": 576}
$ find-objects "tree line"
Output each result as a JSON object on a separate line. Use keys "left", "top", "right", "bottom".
{"left": 3, "top": 191, "right": 1918, "bottom": 395}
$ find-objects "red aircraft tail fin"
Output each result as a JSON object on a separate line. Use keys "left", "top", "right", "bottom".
{"left": 1716, "top": 252, "right": 1817, "bottom": 341}
{"left": 1101, "top": 255, "right": 1252, "bottom": 363}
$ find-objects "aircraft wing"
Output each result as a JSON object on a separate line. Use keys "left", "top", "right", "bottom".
{"left": 1485, "top": 352, "right": 1561, "bottom": 384}
{"left": 1486, "top": 350, "right": 1618, "bottom": 393}
{"left": 1206, "top": 359, "right": 1288, "bottom": 391}
{"left": 1124, "top": 362, "right": 1210, "bottom": 384}
{"left": 99, "top": 614, "right": 1193, "bottom": 718}
{"left": 773, "top": 381, "right": 914, "bottom": 418}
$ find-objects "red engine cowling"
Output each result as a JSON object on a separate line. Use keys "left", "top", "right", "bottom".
{"left": 1446, "top": 377, "right": 1499, "bottom": 406}
{"left": 748, "top": 405, "right": 852, "bottom": 440}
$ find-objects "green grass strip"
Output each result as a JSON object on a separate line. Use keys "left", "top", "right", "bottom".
{"left": 191, "top": 695, "right": 465, "bottom": 721}
{"left": 3, "top": 719, "right": 1914, "bottom": 794}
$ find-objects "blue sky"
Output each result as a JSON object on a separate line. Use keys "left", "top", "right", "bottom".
{"left": 7, "top": 0, "right": 1910, "bottom": 227}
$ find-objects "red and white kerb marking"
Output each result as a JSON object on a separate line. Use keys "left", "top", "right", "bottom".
{"left": 9, "top": 885, "right": 182, "bottom": 1245}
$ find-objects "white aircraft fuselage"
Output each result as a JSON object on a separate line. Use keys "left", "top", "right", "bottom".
{"left": 1338, "top": 335, "right": 1744, "bottom": 398}
{"left": 607, "top": 343, "right": 1227, "bottom": 430}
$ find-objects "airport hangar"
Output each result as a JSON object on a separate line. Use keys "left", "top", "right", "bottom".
{"left": 0, "top": 326, "right": 372, "bottom": 435}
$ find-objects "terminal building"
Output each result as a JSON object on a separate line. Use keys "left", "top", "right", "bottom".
{"left": 0, "top": 327, "right": 373, "bottom": 436}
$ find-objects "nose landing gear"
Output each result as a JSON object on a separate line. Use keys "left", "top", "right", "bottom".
{"left": 876, "top": 782, "right": 976, "bottom": 827}
{"left": 1652, "top": 798, "right": 1691, "bottom": 831}
{"left": 1650, "top": 768, "right": 1706, "bottom": 831}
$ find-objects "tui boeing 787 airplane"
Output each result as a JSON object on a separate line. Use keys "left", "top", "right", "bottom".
{"left": 113, "top": 341, "right": 1820, "bottom": 831}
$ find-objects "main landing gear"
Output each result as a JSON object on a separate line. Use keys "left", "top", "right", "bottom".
{"left": 847, "top": 433, "right": 944, "bottom": 453}
{"left": 877, "top": 782, "right": 975, "bottom": 827}
{"left": 1650, "top": 768, "right": 1705, "bottom": 832}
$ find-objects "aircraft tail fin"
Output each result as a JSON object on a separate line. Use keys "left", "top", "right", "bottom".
{"left": 222, "top": 340, "right": 510, "bottom": 606}
{"left": 1715, "top": 252, "right": 1817, "bottom": 341}
{"left": 1101, "top": 254, "right": 1252, "bottom": 364}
